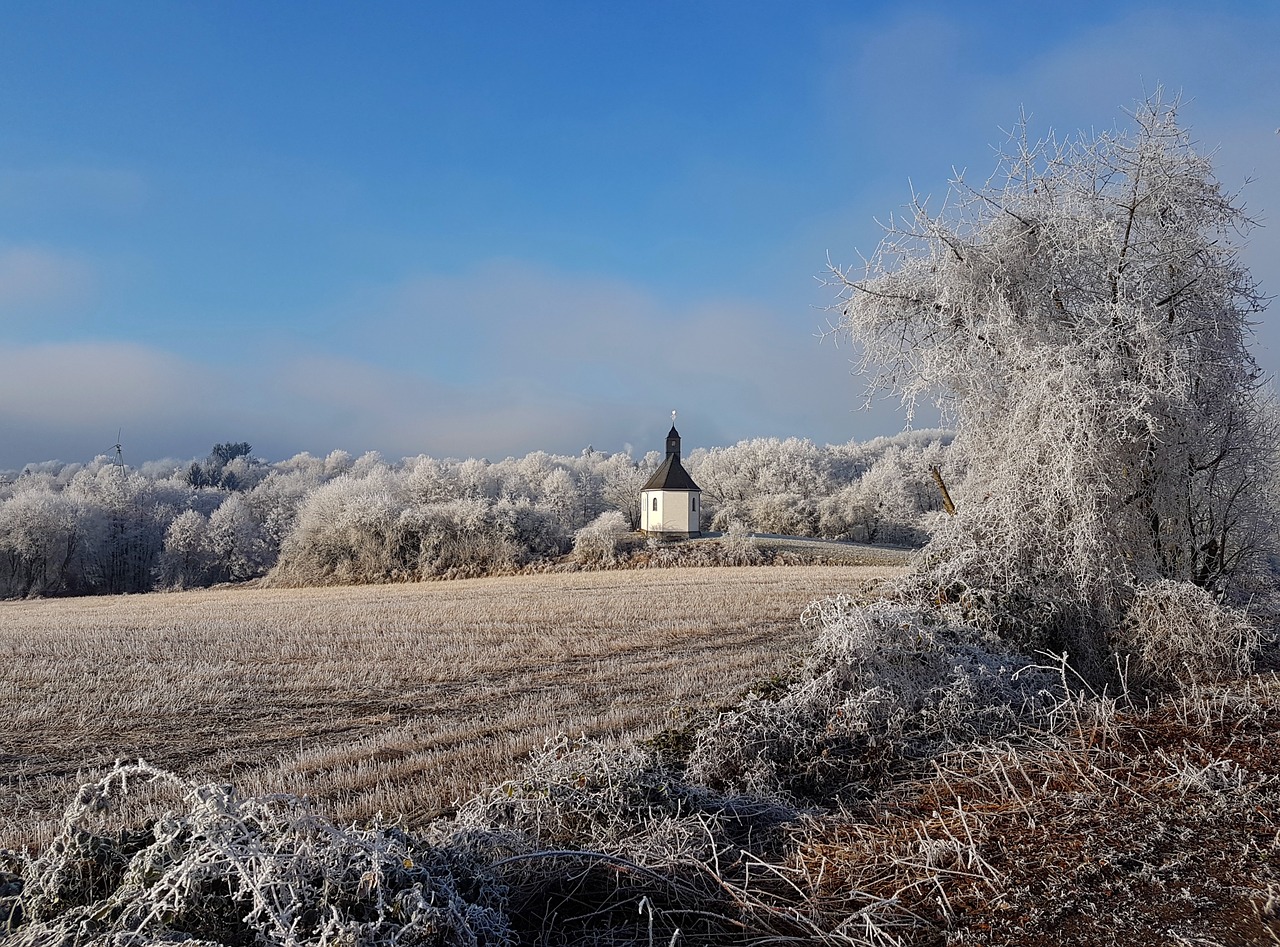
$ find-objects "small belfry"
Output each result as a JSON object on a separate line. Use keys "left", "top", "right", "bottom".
{"left": 640, "top": 411, "right": 702, "bottom": 539}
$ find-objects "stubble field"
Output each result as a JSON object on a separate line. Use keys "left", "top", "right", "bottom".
{"left": 0, "top": 564, "right": 902, "bottom": 852}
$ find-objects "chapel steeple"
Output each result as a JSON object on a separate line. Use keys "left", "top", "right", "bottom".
{"left": 640, "top": 410, "right": 702, "bottom": 540}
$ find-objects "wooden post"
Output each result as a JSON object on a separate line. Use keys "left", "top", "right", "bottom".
{"left": 931, "top": 465, "right": 956, "bottom": 516}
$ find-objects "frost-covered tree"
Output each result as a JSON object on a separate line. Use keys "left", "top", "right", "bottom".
{"left": 403, "top": 456, "right": 457, "bottom": 505}
{"left": 67, "top": 464, "right": 168, "bottom": 594}
{"left": 208, "top": 493, "right": 270, "bottom": 581}
{"left": 539, "top": 467, "right": 582, "bottom": 529}
{"left": 835, "top": 95, "right": 1275, "bottom": 680}
{"left": 817, "top": 441, "right": 948, "bottom": 545}
{"left": 598, "top": 451, "right": 654, "bottom": 530}
{"left": 157, "top": 509, "right": 214, "bottom": 588}
{"left": 0, "top": 489, "right": 81, "bottom": 596}
{"left": 322, "top": 449, "right": 354, "bottom": 479}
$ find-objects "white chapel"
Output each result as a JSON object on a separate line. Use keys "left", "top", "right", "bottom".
{"left": 640, "top": 415, "right": 702, "bottom": 539}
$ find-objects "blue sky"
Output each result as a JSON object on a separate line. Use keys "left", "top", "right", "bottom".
{"left": 1, "top": 1, "right": 1277, "bottom": 468}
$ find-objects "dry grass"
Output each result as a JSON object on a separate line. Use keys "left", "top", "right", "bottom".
{"left": 795, "top": 673, "right": 1280, "bottom": 945}
{"left": 0, "top": 564, "right": 901, "bottom": 853}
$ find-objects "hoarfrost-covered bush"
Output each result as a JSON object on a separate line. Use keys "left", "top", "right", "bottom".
{"left": 406, "top": 497, "right": 559, "bottom": 579}
{"left": 453, "top": 735, "right": 771, "bottom": 863}
{"left": 1117, "top": 580, "right": 1268, "bottom": 688}
{"left": 720, "top": 521, "right": 764, "bottom": 566}
{"left": 494, "top": 497, "right": 568, "bottom": 561}
{"left": 686, "top": 599, "right": 1058, "bottom": 800}
{"left": 11, "top": 762, "right": 512, "bottom": 947}
{"left": 269, "top": 473, "right": 404, "bottom": 586}
{"left": 835, "top": 94, "right": 1277, "bottom": 684}
{"left": 400, "top": 496, "right": 507, "bottom": 579}
{"left": 572, "top": 510, "right": 630, "bottom": 564}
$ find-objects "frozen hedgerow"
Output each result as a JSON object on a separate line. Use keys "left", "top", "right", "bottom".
{"left": 685, "top": 599, "right": 1059, "bottom": 801}
{"left": 10, "top": 761, "right": 513, "bottom": 947}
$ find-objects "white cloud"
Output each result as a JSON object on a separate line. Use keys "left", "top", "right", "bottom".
{"left": 0, "top": 246, "right": 96, "bottom": 316}
{"left": 0, "top": 254, "right": 895, "bottom": 469}
{"left": 324, "top": 259, "right": 871, "bottom": 447}
{"left": 0, "top": 342, "right": 225, "bottom": 466}
{"left": 0, "top": 342, "right": 210, "bottom": 426}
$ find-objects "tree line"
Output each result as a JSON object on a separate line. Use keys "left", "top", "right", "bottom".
{"left": 0, "top": 430, "right": 952, "bottom": 597}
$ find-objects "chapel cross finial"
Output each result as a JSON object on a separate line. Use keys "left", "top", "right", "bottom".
{"left": 672, "top": 409, "right": 677, "bottom": 425}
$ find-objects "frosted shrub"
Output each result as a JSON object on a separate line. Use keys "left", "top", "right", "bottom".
{"left": 493, "top": 497, "right": 567, "bottom": 561}
{"left": 572, "top": 510, "right": 629, "bottom": 564}
{"left": 686, "top": 599, "right": 1058, "bottom": 800}
{"left": 404, "top": 498, "right": 514, "bottom": 579}
{"left": 709, "top": 503, "right": 747, "bottom": 533}
{"left": 455, "top": 735, "right": 731, "bottom": 861}
{"left": 720, "top": 521, "right": 764, "bottom": 566}
{"left": 269, "top": 473, "right": 403, "bottom": 586}
{"left": 1117, "top": 580, "right": 1267, "bottom": 688}
{"left": 11, "top": 762, "right": 512, "bottom": 947}
{"left": 270, "top": 483, "right": 569, "bottom": 585}
{"left": 404, "top": 498, "right": 567, "bottom": 579}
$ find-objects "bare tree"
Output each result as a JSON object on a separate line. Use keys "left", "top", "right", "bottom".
{"left": 834, "top": 94, "right": 1275, "bottom": 681}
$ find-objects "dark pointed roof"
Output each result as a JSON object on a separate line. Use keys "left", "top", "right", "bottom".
{"left": 643, "top": 453, "right": 700, "bottom": 492}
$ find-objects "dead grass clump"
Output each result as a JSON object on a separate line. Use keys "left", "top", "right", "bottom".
{"left": 442, "top": 735, "right": 808, "bottom": 945}
{"left": 684, "top": 599, "right": 1059, "bottom": 802}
